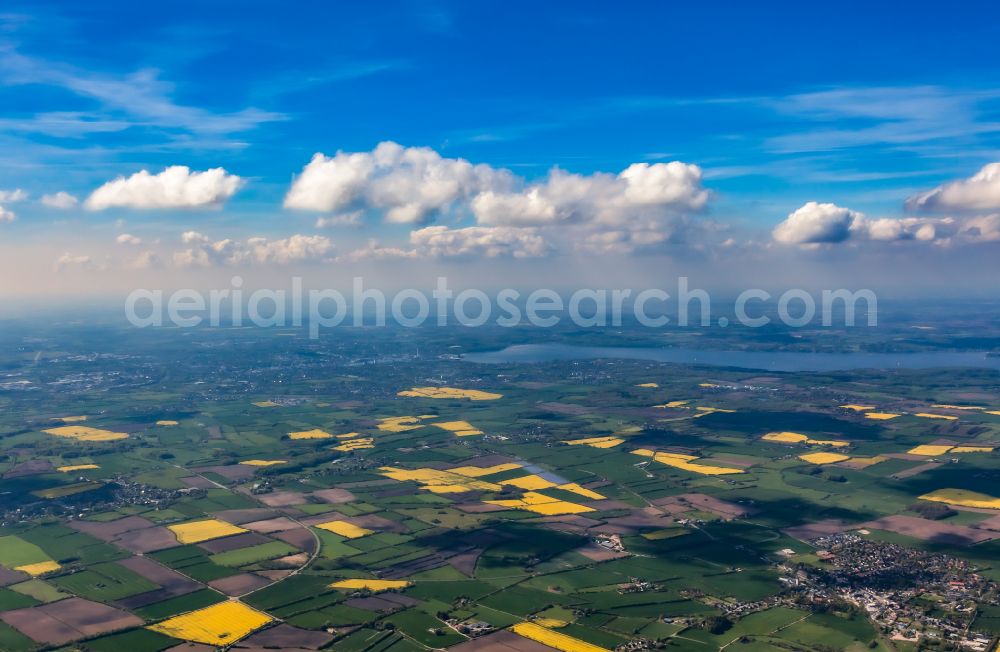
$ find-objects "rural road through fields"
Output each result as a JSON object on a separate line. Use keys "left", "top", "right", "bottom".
{"left": 165, "top": 462, "right": 324, "bottom": 600}
{"left": 719, "top": 613, "right": 810, "bottom": 651}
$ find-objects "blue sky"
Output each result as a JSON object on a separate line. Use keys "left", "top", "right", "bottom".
{"left": 1, "top": 1, "right": 1000, "bottom": 296}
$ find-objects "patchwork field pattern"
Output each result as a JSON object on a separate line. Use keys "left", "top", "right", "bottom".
{"left": 4, "top": 325, "right": 1000, "bottom": 651}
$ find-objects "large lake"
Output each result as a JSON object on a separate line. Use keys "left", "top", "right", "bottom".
{"left": 461, "top": 343, "right": 1000, "bottom": 372}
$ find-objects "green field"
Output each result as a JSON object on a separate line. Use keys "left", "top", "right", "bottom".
{"left": 7, "top": 579, "right": 69, "bottom": 603}
{"left": 0, "top": 535, "right": 50, "bottom": 568}
{"left": 51, "top": 561, "right": 160, "bottom": 601}
{"left": 208, "top": 540, "right": 298, "bottom": 567}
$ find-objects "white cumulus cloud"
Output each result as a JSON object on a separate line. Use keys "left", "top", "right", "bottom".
{"left": 41, "top": 191, "right": 80, "bottom": 209}
{"left": 0, "top": 189, "right": 28, "bottom": 203}
{"left": 0, "top": 206, "right": 14, "bottom": 223}
{"left": 906, "top": 162, "right": 1000, "bottom": 212}
{"left": 284, "top": 142, "right": 709, "bottom": 232}
{"left": 285, "top": 142, "right": 512, "bottom": 224}
{"left": 577, "top": 226, "right": 677, "bottom": 254}
{"left": 244, "top": 234, "right": 334, "bottom": 265}
{"left": 127, "top": 251, "right": 161, "bottom": 269}
{"left": 955, "top": 213, "right": 1000, "bottom": 242}
{"left": 173, "top": 232, "right": 333, "bottom": 267}
{"left": 54, "top": 253, "right": 92, "bottom": 271}
{"left": 774, "top": 201, "right": 999, "bottom": 247}
{"left": 116, "top": 233, "right": 142, "bottom": 245}
{"left": 471, "top": 164, "right": 707, "bottom": 228}
{"left": 470, "top": 187, "right": 559, "bottom": 225}
{"left": 340, "top": 239, "right": 419, "bottom": 262}
{"left": 85, "top": 166, "right": 244, "bottom": 210}
{"left": 773, "top": 202, "right": 866, "bottom": 244}
{"left": 864, "top": 217, "right": 949, "bottom": 242}
{"left": 620, "top": 162, "right": 709, "bottom": 208}
{"left": 410, "top": 225, "right": 549, "bottom": 258}
{"left": 315, "top": 211, "right": 364, "bottom": 228}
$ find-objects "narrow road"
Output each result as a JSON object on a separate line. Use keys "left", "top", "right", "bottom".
{"left": 719, "top": 613, "right": 810, "bottom": 651}
{"left": 166, "top": 463, "right": 323, "bottom": 600}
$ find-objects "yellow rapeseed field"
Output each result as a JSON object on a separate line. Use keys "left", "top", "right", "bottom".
{"left": 907, "top": 445, "right": 953, "bottom": 456}
{"left": 168, "top": 519, "right": 247, "bottom": 544}
{"left": 511, "top": 622, "right": 610, "bottom": 652}
{"left": 698, "top": 382, "right": 719, "bottom": 388}
{"left": 56, "top": 464, "right": 99, "bottom": 472}
{"left": 533, "top": 617, "right": 569, "bottom": 628}
{"left": 42, "top": 426, "right": 128, "bottom": 442}
{"left": 920, "top": 489, "right": 1000, "bottom": 510}
{"left": 760, "top": 432, "right": 850, "bottom": 447}
{"left": 15, "top": 561, "right": 61, "bottom": 576}
{"left": 486, "top": 492, "right": 595, "bottom": 516}
{"left": 433, "top": 420, "right": 483, "bottom": 436}
{"left": 563, "top": 436, "right": 625, "bottom": 449}
{"left": 648, "top": 451, "right": 698, "bottom": 461}
{"left": 148, "top": 601, "right": 273, "bottom": 645}
{"left": 556, "top": 483, "right": 605, "bottom": 500}
{"left": 840, "top": 404, "right": 875, "bottom": 411}
{"left": 635, "top": 383, "right": 659, "bottom": 388}
{"left": 333, "top": 437, "right": 375, "bottom": 452}
{"left": 330, "top": 579, "right": 412, "bottom": 592}
{"left": 986, "top": 411, "right": 1000, "bottom": 416}
{"left": 931, "top": 404, "right": 984, "bottom": 411}
{"left": 378, "top": 466, "right": 501, "bottom": 493}
{"left": 380, "top": 465, "right": 603, "bottom": 508}
{"left": 762, "top": 431, "right": 808, "bottom": 443}
{"left": 397, "top": 386, "right": 503, "bottom": 400}
{"left": 951, "top": 446, "right": 994, "bottom": 453}
{"left": 449, "top": 463, "right": 522, "bottom": 477}
{"left": 865, "top": 412, "right": 900, "bottom": 420}
{"left": 501, "top": 474, "right": 557, "bottom": 491}
{"left": 288, "top": 428, "right": 333, "bottom": 439}
{"left": 377, "top": 416, "right": 426, "bottom": 432}
{"left": 56, "top": 415, "right": 88, "bottom": 422}
{"left": 799, "top": 452, "right": 850, "bottom": 465}
{"left": 631, "top": 448, "right": 745, "bottom": 475}
{"left": 315, "top": 521, "right": 373, "bottom": 538}
{"left": 847, "top": 456, "right": 887, "bottom": 468}
{"left": 156, "top": 420, "right": 179, "bottom": 425}
{"left": 239, "top": 460, "right": 286, "bottom": 466}
{"left": 914, "top": 412, "right": 959, "bottom": 420}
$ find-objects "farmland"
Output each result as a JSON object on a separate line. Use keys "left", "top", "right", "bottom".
{"left": 1, "top": 319, "right": 1000, "bottom": 650}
